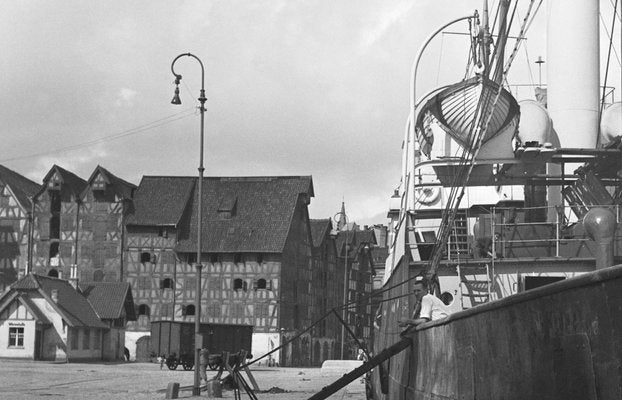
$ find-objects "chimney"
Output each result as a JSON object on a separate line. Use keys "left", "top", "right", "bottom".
{"left": 51, "top": 289, "right": 59, "bottom": 303}
{"left": 69, "top": 264, "right": 79, "bottom": 290}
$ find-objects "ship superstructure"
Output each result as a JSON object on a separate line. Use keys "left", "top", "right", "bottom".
{"left": 370, "top": 0, "right": 622, "bottom": 398}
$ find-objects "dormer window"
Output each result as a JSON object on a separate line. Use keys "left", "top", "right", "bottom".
{"left": 217, "top": 195, "right": 237, "bottom": 219}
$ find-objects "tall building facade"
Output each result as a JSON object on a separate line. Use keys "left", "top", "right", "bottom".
{"left": 2, "top": 164, "right": 375, "bottom": 366}
{"left": 30, "top": 165, "right": 135, "bottom": 283}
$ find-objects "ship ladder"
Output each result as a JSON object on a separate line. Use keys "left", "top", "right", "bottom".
{"left": 448, "top": 210, "right": 470, "bottom": 260}
{"left": 307, "top": 337, "right": 412, "bottom": 400}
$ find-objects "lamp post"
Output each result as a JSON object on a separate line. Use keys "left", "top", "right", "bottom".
{"left": 170, "top": 53, "right": 206, "bottom": 396}
{"left": 331, "top": 208, "right": 350, "bottom": 360}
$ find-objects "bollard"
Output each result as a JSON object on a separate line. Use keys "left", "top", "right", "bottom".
{"left": 207, "top": 380, "right": 223, "bottom": 398}
{"left": 165, "top": 382, "right": 180, "bottom": 399}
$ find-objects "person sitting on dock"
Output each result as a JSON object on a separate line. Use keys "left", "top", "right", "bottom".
{"left": 398, "top": 278, "right": 450, "bottom": 329}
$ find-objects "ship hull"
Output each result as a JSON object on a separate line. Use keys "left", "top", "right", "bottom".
{"left": 371, "top": 263, "right": 622, "bottom": 399}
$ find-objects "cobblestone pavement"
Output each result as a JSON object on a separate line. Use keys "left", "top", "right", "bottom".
{"left": 0, "top": 359, "right": 367, "bottom": 399}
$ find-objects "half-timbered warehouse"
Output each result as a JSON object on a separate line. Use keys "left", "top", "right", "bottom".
{"left": 124, "top": 175, "right": 321, "bottom": 366}
{"left": 31, "top": 165, "right": 88, "bottom": 277}
{"left": 332, "top": 223, "right": 376, "bottom": 359}
{"left": 30, "top": 165, "right": 135, "bottom": 283}
{"left": 0, "top": 165, "right": 40, "bottom": 293}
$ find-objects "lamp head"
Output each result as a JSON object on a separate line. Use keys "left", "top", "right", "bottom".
{"left": 171, "top": 85, "right": 182, "bottom": 105}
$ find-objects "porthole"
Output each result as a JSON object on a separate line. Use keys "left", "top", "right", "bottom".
{"left": 440, "top": 291, "right": 454, "bottom": 306}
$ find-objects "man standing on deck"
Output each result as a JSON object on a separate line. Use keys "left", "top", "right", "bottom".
{"left": 398, "top": 278, "right": 450, "bottom": 328}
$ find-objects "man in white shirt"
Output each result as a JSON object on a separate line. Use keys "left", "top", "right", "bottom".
{"left": 398, "top": 279, "right": 450, "bottom": 328}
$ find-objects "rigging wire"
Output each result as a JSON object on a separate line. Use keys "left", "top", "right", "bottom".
{"left": 598, "top": 0, "right": 620, "bottom": 148}
{"left": 600, "top": 10, "right": 622, "bottom": 67}
{"left": 0, "top": 108, "right": 196, "bottom": 163}
{"left": 425, "top": 0, "right": 540, "bottom": 287}
{"left": 611, "top": 0, "right": 622, "bottom": 21}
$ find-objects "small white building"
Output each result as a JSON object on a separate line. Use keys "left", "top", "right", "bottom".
{"left": 0, "top": 273, "right": 134, "bottom": 361}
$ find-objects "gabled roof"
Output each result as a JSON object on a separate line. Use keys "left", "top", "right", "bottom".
{"left": 0, "top": 291, "right": 51, "bottom": 325}
{"left": 125, "top": 176, "right": 195, "bottom": 226}
{"left": 130, "top": 176, "right": 314, "bottom": 253}
{"left": 83, "top": 165, "right": 136, "bottom": 200}
{"left": 335, "top": 228, "right": 377, "bottom": 258}
{"left": 36, "top": 165, "right": 88, "bottom": 200}
{"left": 79, "top": 281, "right": 136, "bottom": 321}
{"left": 176, "top": 176, "right": 314, "bottom": 253}
{"left": 11, "top": 274, "right": 107, "bottom": 329}
{"left": 0, "top": 164, "right": 41, "bottom": 209}
{"left": 310, "top": 219, "right": 332, "bottom": 248}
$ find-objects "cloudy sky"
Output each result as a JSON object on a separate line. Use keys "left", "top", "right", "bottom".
{"left": 1, "top": 1, "right": 618, "bottom": 225}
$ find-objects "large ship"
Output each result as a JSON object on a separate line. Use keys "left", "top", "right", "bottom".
{"left": 366, "top": 0, "right": 622, "bottom": 399}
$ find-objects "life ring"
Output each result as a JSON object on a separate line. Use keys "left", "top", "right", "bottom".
{"left": 415, "top": 186, "right": 441, "bottom": 205}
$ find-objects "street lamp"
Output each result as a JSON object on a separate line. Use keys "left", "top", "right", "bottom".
{"left": 330, "top": 207, "right": 350, "bottom": 360}
{"left": 170, "top": 52, "right": 206, "bottom": 396}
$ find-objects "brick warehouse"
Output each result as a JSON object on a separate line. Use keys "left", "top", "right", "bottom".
{"left": 0, "top": 165, "right": 375, "bottom": 366}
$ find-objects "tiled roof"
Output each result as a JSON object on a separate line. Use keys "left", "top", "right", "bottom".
{"left": 125, "top": 176, "right": 195, "bottom": 226}
{"left": 36, "top": 165, "right": 88, "bottom": 199}
{"left": 335, "top": 228, "right": 377, "bottom": 257}
{"left": 310, "top": 219, "right": 331, "bottom": 248}
{"left": 79, "top": 282, "right": 136, "bottom": 321}
{"left": 12, "top": 274, "right": 107, "bottom": 329}
{"left": 84, "top": 166, "right": 136, "bottom": 200}
{"left": 169, "top": 176, "right": 314, "bottom": 253}
{"left": 0, "top": 165, "right": 41, "bottom": 209}
{"left": 354, "top": 230, "right": 377, "bottom": 246}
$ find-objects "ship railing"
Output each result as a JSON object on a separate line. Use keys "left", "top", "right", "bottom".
{"left": 485, "top": 203, "right": 621, "bottom": 260}
{"left": 441, "top": 203, "right": 622, "bottom": 262}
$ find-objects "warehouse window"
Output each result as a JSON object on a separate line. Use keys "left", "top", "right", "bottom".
{"left": 184, "top": 305, "right": 196, "bottom": 316}
{"left": 8, "top": 327, "right": 24, "bottom": 347}
{"left": 160, "top": 278, "right": 174, "bottom": 289}
{"left": 141, "top": 252, "right": 156, "bottom": 264}
{"left": 233, "top": 278, "right": 244, "bottom": 290}
{"left": 255, "top": 278, "right": 267, "bottom": 290}
{"left": 137, "top": 304, "right": 150, "bottom": 316}
{"left": 93, "top": 270, "right": 104, "bottom": 282}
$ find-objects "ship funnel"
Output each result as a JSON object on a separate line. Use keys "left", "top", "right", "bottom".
{"left": 583, "top": 207, "right": 617, "bottom": 269}
{"left": 547, "top": 0, "right": 600, "bottom": 148}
